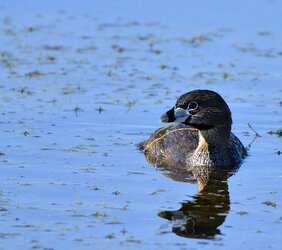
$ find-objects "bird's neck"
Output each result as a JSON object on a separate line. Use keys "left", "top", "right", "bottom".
{"left": 192, "top": 125, "right": 231, "bottom": 167}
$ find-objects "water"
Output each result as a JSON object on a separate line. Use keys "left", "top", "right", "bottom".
{"left": 0, "top": 0, "right": 281, "bottom": 249}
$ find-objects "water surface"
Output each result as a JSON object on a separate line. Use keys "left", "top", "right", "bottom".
{"left": 0, "top": 0, "right": 281, "bottom": 249}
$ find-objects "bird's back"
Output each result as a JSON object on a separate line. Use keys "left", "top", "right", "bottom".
{"left": 141, "top": 123, "right": 199, "bottom": 168}
{"left": 140, "top": 123, "right": 246, "bottom": 173}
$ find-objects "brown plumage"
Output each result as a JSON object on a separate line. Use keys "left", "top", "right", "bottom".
{"left": 140, "top": 89, "right": 246, "bottom": 179}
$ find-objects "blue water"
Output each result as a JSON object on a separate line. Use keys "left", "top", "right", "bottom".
{"left": 0, "top": 0, "right": 281, "bottom": 249}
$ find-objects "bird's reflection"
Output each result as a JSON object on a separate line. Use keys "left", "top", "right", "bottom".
{"left": 159, "top": 177, "right": 230, "bottom": 239}
{"left": 151, "top": 161, "right": 238, "bottom": 239}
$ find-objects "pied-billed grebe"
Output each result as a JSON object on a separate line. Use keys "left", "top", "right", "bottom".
{"left": 140, "top": 89, "right": 246, "bottom": 169}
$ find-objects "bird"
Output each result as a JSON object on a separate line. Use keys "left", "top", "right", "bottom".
{"left": 139, "top": 89, "right": 246, "bottom": 173}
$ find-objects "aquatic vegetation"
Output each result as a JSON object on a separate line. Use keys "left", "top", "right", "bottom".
{"left": 25, "top": 71, "right": 42, "bottom": 78}
{"left": 262, "top": 201, "right": 277, "bottom": 208}
{"left": 267, "top": 129, "right": 282, "bottom": 137}
{"left": 0, "top": 0, "right": 281, "bottom": 249}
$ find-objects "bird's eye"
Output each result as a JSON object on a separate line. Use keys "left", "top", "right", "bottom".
{"left": 188, "top": 101, "right": 198, "bottom": 111}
